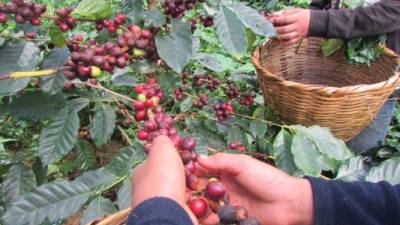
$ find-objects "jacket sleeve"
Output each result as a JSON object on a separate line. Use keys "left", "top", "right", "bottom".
{"left": 127, "top": 197, "right": 194, "bottom": 225}
{"left": 310, "top": 0, "right": 330, "bottom": 9}
{"left": 306, "top": 177, "right": 400, "bottom": 225}
{"left": 308, "top": 0, "right": 400, "bottom": 39}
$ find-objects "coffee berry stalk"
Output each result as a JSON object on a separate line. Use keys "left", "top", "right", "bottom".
{"left": 132, "top": 78, "right": 260, "bottom": 225}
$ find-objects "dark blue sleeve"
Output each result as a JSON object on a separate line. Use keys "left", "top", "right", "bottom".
{"left": 127, "top": 197, "right": 193, "bottom": 225}
{"left": 307, "top": 177, "right": 400, "bottom": 225}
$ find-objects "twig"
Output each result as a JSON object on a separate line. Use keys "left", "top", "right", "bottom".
{"left": 0, "top": 67, "right": 68, "bottom": 80}
{"left": 232, "top": 112, "right": 288, "bottom": 129}
{"left": 117, "top": 125, "right": 133, "bottom": 146}
{"left": 74, "top": 81, "right": 136, "bottom": 103}
{"left": 41, "top": 15, "right": 95, "bottom": 22}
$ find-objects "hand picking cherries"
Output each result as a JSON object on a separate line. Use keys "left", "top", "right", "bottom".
{"left": 132, "top": 78, "right": 260, "bottom": 225}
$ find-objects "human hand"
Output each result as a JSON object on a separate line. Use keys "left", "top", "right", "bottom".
{"left": 270, "top": 8, "right": 311, "bottom": 45}
{"left": 197, "top": 153, "right": 313, "bottom": 225}
{"left": 131, "top": 135, "right": 197, "bottom": 224}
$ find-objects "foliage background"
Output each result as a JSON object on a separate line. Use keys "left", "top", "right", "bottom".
{"left": 0, "top": 0, "right": 399, "bottom": 225}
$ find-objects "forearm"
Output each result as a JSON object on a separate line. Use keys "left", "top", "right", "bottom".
{"left": 309, "top": 0, "right": 400, "bottom": 39}
{"left": 307, "top": 177, "right": 400, "bottom": 225}
{"left": 127, "top": 197, "right": 194, "bottom": 225}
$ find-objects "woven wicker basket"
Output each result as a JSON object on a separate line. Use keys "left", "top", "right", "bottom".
{"left": 253, "top": 38, "right": 400, "bottom": 141}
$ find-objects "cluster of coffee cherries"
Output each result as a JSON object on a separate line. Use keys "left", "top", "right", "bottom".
{"left": 162, "top": 0, "right": 203, "bottom": 19}
{"left": 174, "top": 87, "right": 187, "bottom": 101}
{"left": 239, "top": 92, "right": 256, "bottom": 106}
{"left": 188, "top": 178, "right": 260, "bottom": 225}
{"left": 121, "top": 25, "right": 158, "bottom": 60}
{"left": 53, "top": 7, "right": 75, "bottom": 32}
{"left": 213, "top": 102, "right": 234, "bottom": 121}
{"left": 225, "top": 83, "right": 240, "bottom": 99}
{"left": 199, "top": 15, "right": 214, "bottom": 27}
{"left": 132, "top": 78, "right": 259, "bottom": 225}
{"left": 63, "top": 35, "right": 129, "bottom": 81}
{"left": 95, "top": 13, "right": 126, "bottom": 33}
{"left": 193, "top": 94, "right": 208, "bottom": 109}
{"left": 0, "top": 0, "right": 46, "bottom": 25}
{"left": 229, "top": 141, "right": 247, "bottom": 152}
{"left": 133, "top": 78, "right": 164, "bottom": 124}
{"left": 193, "top": 74, "right": 222, "bottom": 91}
{"left": 189, "top": 14, "right": 214, "bottom": 32}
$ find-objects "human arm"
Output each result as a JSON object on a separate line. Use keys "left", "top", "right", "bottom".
{"left": 308, "top": 177, "right": 400, "bottom": 225}
{"left": 198, "top": 153, "right": 400, "bottom": 225}
{"left": 127, "top": 136, "right": 196, "bottom": 225}
{"left": 271, "top": 0, "right": 400, "bottom": 44}
{"left": 309, "top": 0, "right": 400, "bottom": 39}
{"left": 127, "top": 197, "right": 194, "bottom": 225}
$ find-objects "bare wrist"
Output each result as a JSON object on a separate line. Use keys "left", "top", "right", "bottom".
{"left": 289, "top": 178, "right": 314, "bottom": 225}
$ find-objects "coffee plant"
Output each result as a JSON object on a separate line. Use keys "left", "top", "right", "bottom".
{"left": 0, "top": 0, "right": 399, "bottom": 225}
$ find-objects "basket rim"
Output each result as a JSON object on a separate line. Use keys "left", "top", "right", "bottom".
{"left": 252, "top": 39, "right": 400, "bottom": 96}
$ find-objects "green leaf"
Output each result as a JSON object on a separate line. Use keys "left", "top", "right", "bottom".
{"left": 272, "top": 129, "right": 296, "bottom": 175}
{"left": 143, "top": 9, "right": 166, "bottom": 27}
{"left": 73, "top": 0, "right": 112, "bottom": 20}
{"left": 3, "top": 163, "right": 36, "bottom": 205}
{"left": 105, "top": 145, "right": 145, "bottom": 177}
{"left": 246, "top": 28, "right": 256, "bottom": 49}
{"left": 90, "top": 104, "right": 116, "bottom": 147}
{"left": 75, "top": 140, "right": 97, "bottom": 171}
{"left": 111, "top": 68, "right": 137, "bottom": 87}
{"left": 341, "top": 0, "right": 364, "bottom": 9}
{"left": 39, "top": 106, "right": 80, "bottom": 165}
{"left": 291, "top": 132, "right": 323, "bottom": 176}
{"left": 158, "top": 71, "right": 179, "bottom": 91}
{"left": 249, "top": 120, "right": 267, "bottom": 138}
{"left": 225, "top": 3, "right": 277, "bottom": 37}
{"left": 365, "top": 157, "right": 400, "bottom": 185}
{"left": 215, "top": 5, "right": 247, "bottom": 56}
{"left": 48, "top": 25, "right": 67, "bottom": 48}
{"left": 323, "top": 157, "right": 341, "bottom": 173}
{"left": 180, "top": 96, "right": 194, "bottom": 112}
{"left": 0, "top": 41, "right": 40, "bottom": 96}
{"left": 2, "top": 181, "right": 90, "bottom": 225}
{"left": 227, "top": 127, "right": 244, "bottom": 145}
{"left": 80, "top": 196, "right": 117, "bottom": 225}
{"left": 191, "top": 121, "right": 226, "bottom": 151}
{"left": 8, "top": 91, "right": 62, "bottom": 121}
{"left": 156, "top": 19, "right": 193, "bottom": 73}
{"left": 73, "top": 169, "right": 118, "bottom": 192}
{"left": 117, "top": 179, "right": 132, "bottom": 210}
{"left": 40, "top": 48, "right": 69, "bottom": 94}
{"left": 2, "top": 170, "right": 117, "bottom": 225}
{"left": 32, "top": 159, "right": 47, "bottom": 186}
{"left": 68, "top": 98, "right": 90, "bottom": 112}
{"left": 321, "top": 39, "right": 344, "bottom": 57}
{"left": 336, "top": 156, "right": 366, "bottom": 182}
{"left": 195, "top": 53, "right": 225, "bottom": 72}
{"left": 293, "top": 126, "right": 353, "bottom": 161}
{"left": 123, "top": 0, "right": 144, "bottom": 23}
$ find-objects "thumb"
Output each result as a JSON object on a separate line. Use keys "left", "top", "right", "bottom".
{"left": 197, "top": 153, "right": 255, "bottom": 176}
{"left": 148, "top": 135, "right": 182, "bottom": 166}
